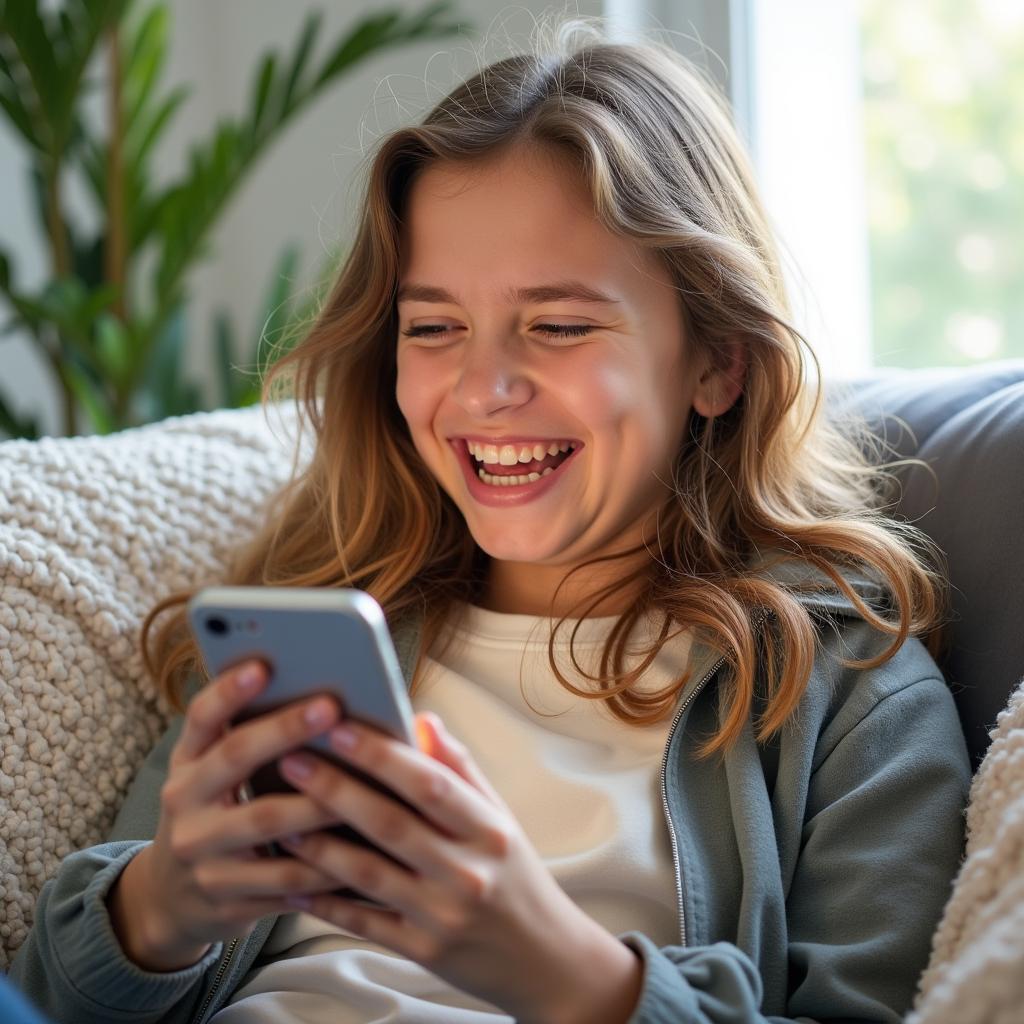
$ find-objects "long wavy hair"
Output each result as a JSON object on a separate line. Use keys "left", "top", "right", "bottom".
{"left": 142, "top": 19, "right": 947, "bottom": 757}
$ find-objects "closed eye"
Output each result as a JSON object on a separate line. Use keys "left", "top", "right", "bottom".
{"left": 400, "top": 324, "right": 593, "bottom": 339}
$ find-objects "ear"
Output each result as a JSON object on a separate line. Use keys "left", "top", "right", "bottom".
{"left": 692, "top": 339, "right": 748, "bottom": 419}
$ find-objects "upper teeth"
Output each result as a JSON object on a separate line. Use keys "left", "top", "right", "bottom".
{"left": 465, "top": 440, "right": 575, "bottom": 465}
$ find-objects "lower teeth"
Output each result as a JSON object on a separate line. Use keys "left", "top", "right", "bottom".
{"left": 477, "top": 466, "right": 555, "bottom": 487}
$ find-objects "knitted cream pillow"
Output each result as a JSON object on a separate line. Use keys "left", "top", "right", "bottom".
{"left": 0, "top": 402, "right": 307, "bottom": 968}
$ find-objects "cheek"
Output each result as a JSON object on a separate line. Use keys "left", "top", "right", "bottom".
{"left": 574, "top": 359, "right": 687, "bottom": 468}
{"left": 395, "top": 351, "right": 434, "bottom": 435}
{"left": 568, "top": 361, "right": 657, "bottom": 434}
{"left": 395, "top": 351, "right": 453, "bottom": 473}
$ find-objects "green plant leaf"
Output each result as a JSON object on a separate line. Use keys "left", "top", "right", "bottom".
{"left": 251, "top": 53, "right": 278, "bottom": 133}
{"left": 71, "top": 233, "right": 105, "bottom": 292}
{"left": 94, "top": 312, "right": 132, "bottom": 388}
{"left": 0, "top": 386, "right": 41, "bottom": 440}
{"left": 213, "top": 309, "right": 237, "bottom": 407}
{"left": 1, "top": 0, "right": 61, "bottom": 128}
{"left": 149, "top": 3, "right": 468, "bottom": 331}
{"left": 123, "top": 4, "right": 168, "bottom": 126}
{"left": 127, "top": 82, "right": 188, "bottom": 168}
{"left": 2, "top": 0, "right": 131, "bottom": 155}
{"left": 0, "top": 46, "right": 43, "bottom": 151}
{"left": 278, "top": 10, "right": 322, "bottom": 118}
{"left": 64, "top": 359, "right": 115, "bottom": 435}
{"left": 138, "top": 301, "right": 207, "bottom": 420}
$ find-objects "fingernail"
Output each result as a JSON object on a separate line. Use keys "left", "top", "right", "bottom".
{"left": 236, "top": 664, "right": 262, "bottom": 691}
{"left": 305, "top": 699, "right": 333, "bottom": 727}
{"left": 331, "top": 724, "right": 358, "bottom": 753}
{"left": 281, "top": 754, "right": 313, "bottom": 780}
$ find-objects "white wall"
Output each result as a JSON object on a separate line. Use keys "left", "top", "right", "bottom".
{"left": 0, "top": 0, "right": 600, "bottom": 436}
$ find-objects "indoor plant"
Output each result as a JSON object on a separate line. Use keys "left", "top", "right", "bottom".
{"left": 0, "top": 0, "right": 466, "bottom": 438}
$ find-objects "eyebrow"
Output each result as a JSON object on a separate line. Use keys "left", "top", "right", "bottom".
{"left": 395, "top": 280, "right": 622, "bottom": 306}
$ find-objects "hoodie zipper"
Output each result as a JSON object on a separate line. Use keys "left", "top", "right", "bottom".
{"left": 660, "top": 608, "right": 771, "bottom": 947}
{"left": 195, "top": 936, "right": 238, "bottom": 1023}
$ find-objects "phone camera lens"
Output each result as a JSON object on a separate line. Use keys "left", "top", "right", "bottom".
{"left": 206, "top": 615, "right": 229, "bottom": 635}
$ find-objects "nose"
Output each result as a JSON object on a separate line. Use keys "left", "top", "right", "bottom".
{"left": 452, "top": 338, "right": 534, "bottom": 419}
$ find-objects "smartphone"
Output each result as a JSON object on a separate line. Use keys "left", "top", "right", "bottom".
{"left": 187, "top": 586, "right": 419, "bottom": 904}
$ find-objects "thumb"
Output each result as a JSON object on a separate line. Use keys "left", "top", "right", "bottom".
{"left": 414, "top": 711, "right": 507, "bottom": 809}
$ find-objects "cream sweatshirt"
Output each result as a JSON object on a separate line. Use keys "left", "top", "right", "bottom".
{"left": 211, "top": 604, "right": 692, "bottom": 1023}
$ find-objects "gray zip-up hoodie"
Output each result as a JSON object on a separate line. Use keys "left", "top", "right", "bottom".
{"left": 7, "top": 563, "right": 971, "bottom": 1023}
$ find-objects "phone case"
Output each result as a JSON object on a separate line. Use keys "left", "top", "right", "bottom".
{"left": 186, "top": 586, "right": 419, "bottom": 905}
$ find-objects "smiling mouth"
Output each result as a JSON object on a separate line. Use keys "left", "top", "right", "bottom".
{"left": 460, "top": 442, "right": 577, "bottom": 486}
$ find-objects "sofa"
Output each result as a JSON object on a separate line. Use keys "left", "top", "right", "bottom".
{"left": 1, "top": 363, "right": 1022, "bottom": 1020}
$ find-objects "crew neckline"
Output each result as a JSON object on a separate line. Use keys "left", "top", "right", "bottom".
{"left": 447, "top": 601, "right": 663, "bottom": 647}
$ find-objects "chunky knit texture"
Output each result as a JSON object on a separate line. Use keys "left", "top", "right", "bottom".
{"left": 910, "top": 675, "right": 1024, "bottom": 1024}
{"left": 0, "top": 403, "right": 305, "bottom": 968}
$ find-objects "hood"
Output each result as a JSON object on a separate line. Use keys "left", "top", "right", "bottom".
{"left": 745, "top": 548, "right": 891, "bottom": 622}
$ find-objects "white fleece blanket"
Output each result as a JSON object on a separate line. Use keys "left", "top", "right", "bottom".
{"left": 910, "top": 675, "right": 1024, "bottom": 1024}
{"left": 0, "top": 403, "right": 305, "bottom": 968}
{"left": 1, "top": 405, "right": 1022, "bottom": 1021}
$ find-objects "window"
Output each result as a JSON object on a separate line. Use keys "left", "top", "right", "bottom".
{"left": 861, "top": 0, "right": 1024, "bottom": 367}
{"left": 624, "top": 0, "right": 1022, "bottom": 374}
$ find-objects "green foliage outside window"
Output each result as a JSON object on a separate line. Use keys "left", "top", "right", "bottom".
{"left": 860, "top": 0, "right": 1024, "bottom": 367}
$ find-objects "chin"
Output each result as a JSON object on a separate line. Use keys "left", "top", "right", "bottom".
{"left": 469, "top": 527, "right": 557, "bottom": 564}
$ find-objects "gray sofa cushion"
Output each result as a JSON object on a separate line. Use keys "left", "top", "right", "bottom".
{"left": 829, "top": 361, "right": 1024, "bottom": 764}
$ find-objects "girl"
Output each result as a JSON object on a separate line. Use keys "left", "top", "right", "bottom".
{"left": 9, "top": 19, "right": 970, "bottom": 1024}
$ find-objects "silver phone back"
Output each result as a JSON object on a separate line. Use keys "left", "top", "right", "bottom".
{"left": 186, "top": 586, "right": 416, "bottom": 750}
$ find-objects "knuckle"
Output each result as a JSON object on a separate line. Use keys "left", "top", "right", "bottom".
{"left": 187, "top": 694, "right": 221, "bottom": 734}
{"left": 249, "top": 800, "right": 285, "bottom": 837}
{"left": 192, "top": 861, "right": 219, "bottom": 896}
{"left": 454, "top": 864, "right": 490, "bottom": 903}
{"left": 412, "top": 933, "right": 443, "bottom": 966}
{"left": 352, "top": 856, "right": 382, "bottom": 894}
{"left": 281, "top": 861, "right": 314, "bottom": 890}
{"left": 480, "top": 823, "right": 512, "bottom": 859}
{"left": 219, "top": 728, "right": 252, "bottom": 765}
{"left": 296, "top": 832, "right": 325, "bottom": 860}
{"left": 372, "top": 742, "right": 396, "bottom": 772}
{"left": 375, "top": 807, "right": 409, "bottom": 845}
{"left": 418, "top": 771, "right": 446, "bottom": 805}
{"left": 341, "top": 904, "right": 369, "bottom": 937}
{"left": 434, "top": 900, "right": 469, "bottom": 933}
{"left": 168, "top": 825, "right": 197, "bottom": 861}
{"left": 160, "top": 778, "right": 185, "bottom": 816}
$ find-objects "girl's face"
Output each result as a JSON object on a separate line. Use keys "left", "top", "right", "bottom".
{"left": 395, "top": 146, "right": 716, "bottom": 610}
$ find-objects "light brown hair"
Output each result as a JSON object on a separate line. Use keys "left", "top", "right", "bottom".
{"left": 143, "top": 19, "right": 946, "bottom": 757}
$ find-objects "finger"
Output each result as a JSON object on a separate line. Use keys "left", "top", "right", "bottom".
{"left": 281, "top": 732, "right": 502, "bottom": 857}
{"left": 168, "top": 793, "right": 344, "bottom": 861}
{"left": 192, "top": 856, "right": 341, "bottom": 900}
{"left": 288, "top": 891, "right": 409, "bottom": 958}
{"left": 173, "top": 660, "right": 268, "bottom": 766}
{"left": 419, "top": 712, "right": 511, "bottom": 813}
{"left": 178, "top": 694, "right": 342, "bottom": 809}
{"left": 280, "top": 833, "right": 424, "bottom": 923}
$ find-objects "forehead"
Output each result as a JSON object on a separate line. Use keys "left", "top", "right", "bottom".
{"left": 398, "top": 147, "right": 660, "bottom": 290}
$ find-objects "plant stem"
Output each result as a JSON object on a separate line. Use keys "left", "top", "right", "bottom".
{"left": 43, "top": 327, "right": 78, "bottom": 438}
{"left": 107, "top": 24, "right": 129, "bottom": 431}
{"left": 106, "top": 25, "right": 126, "bottom": 321}
{"left": 45, "top": 160, "right": 76, "bottom": 436}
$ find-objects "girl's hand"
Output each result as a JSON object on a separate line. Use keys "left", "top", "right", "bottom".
{"left": 275, "top": 712, "right": 644, "bottom": 1024}
{"left": 108, "top": 659, "right": 352, "bottom": 971}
